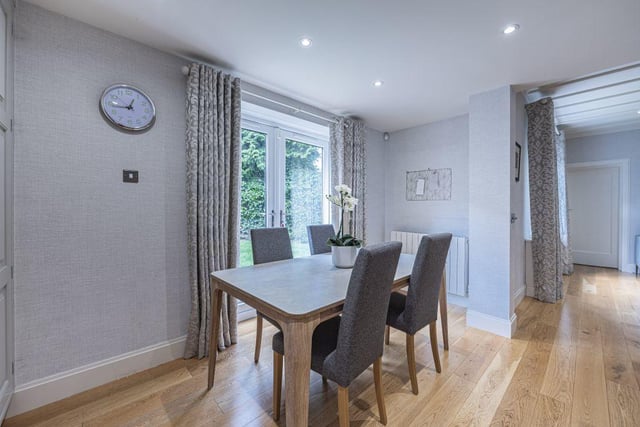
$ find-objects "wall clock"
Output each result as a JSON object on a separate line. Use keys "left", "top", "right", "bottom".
{"left": 99, "top": 84, "right": 156, "bottom": 132}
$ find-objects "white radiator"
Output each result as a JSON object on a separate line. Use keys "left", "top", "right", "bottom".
{"left": 390, "top": 231, "right": 468, "bottom": 297}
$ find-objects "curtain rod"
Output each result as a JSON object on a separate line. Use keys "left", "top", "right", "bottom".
{"left": 181, "top": 65, "right": 338, "bottom": 125}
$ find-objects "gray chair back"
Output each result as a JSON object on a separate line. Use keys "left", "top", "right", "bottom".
{"left": 403, "top": 233, "right": 452, "bottom": 334}
{"left": 323, "top": 241, "right": 402, "bottom": 387}
{"left": 307, "top": 224, "right": 335, "bottom": 255}
{"left": 250, "top": 228, "right": 293, "bottom": 265}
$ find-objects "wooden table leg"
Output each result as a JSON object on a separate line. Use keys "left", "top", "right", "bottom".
{"left": 207, "top": 286, "right": 223, "bottom": 390}
{"left": 439, "top": 272, "right": 449, "bottom": 351}
{"left": 283, "top": 320, "right": 316, "bottom": 426}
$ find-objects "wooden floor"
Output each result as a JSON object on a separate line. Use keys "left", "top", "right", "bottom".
{"left": 6, "top": 265, "right": 640, "bottom": 426}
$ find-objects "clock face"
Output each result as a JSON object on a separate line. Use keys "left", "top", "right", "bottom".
{"left": 99, "top": 84, "right": 156, "bottom": 132}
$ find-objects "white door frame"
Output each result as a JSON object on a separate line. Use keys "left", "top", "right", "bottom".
{"left": 0, "top": 0, "right": 13, "bottom": 420}
{"left": 566, "top": 159, "right": 630, "bottom": 272}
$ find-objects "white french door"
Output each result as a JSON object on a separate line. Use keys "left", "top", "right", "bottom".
{"left": 238, "top": 114, "right": 329, "bottom": 319}
{"left": 239, "top": 119, "right": 329, "bottom": 263}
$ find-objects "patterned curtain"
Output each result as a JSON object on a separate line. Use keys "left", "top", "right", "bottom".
{"left": 184, "top": 63, "right": 241, "bottom": 358}
{"left": 556, "top": 130, "right": 574, "bottom": 275}
{"left": 330, "top": 118, "right": 366, "bottom": 242}
{"left": 525, "top": 98, "right": 563, "bottom": 303}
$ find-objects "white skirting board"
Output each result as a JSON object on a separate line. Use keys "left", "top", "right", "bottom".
{"left": 513, "top": 286, "right": 526, "bottom": 308}
{"left": 7, "top": 335, "right": 187, "bottom": 417}
{"left": 466, "top": 310, "right": 517, "bottom": 338}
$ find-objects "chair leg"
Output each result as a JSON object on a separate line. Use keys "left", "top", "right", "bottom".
{"left": 273, "top": 352, "right": 283, "bottom": 421}
{"left": 406, "top": 334, "right": 419, "bottom": 395}
{"left": 429, "top": 322, "right": 442, "bottom": 373}
{"left": 373, "top": 357, "right": 387, "bottom": 425}
{"left": 439, "top": 272, "right": 449, "bottom": 351}
{"left": 385, "top": 325, "right": 390, "bottom": 345}
{"left": 322, "top": 375, "right": 328, "bottom": 385}
{"left": 337, "top": 386, "right": 350, "bottom": 427}
{"left": 254, "top": 314, "right": 263, "bottom": 363}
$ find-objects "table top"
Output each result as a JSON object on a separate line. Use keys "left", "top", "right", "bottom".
{"left": 211, "top": 253, "right": 415, "bottom": 320}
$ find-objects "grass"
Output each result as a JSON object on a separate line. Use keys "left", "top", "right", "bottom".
{"left": 239, "top": 238, "right": 311, "bottom": 267}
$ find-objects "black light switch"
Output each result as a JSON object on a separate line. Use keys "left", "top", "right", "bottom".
{"left": 123, "top": 170, "right": 139, "bottom": 183}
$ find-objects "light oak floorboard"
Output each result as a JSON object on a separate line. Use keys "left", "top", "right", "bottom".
{"left": 606, "top": 380, "right": 640, "bottom": 426}
{"left": 529, "top": 394, "right": 571, "bottom": 427}
{"left": 413, "top": 373, "right": 475, "bottom": 426}
{"left": 539, "top": 343, "right": 576, "bottom": 406}
{"left": 6, "top": 266, "right": 640, "bottom": 427}
{"left": 450, "top": 338, "right": 527, "bottom": 427}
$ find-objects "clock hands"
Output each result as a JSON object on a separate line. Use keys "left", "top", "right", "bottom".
{"left": 110, "top": 99, "right": 134, "bottom": 110}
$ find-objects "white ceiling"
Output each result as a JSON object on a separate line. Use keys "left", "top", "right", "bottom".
{"left": 527, "top": 64, "right": 640, "bottom": 139}
{"left": 26, "top": 0, "right": 640, "bottom": 132}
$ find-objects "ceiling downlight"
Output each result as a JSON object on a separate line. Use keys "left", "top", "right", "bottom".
{"left": 503, "top": 24, "right": 520, "bottom": 34}
{"left": 299, "top": 37, "right": 312, "bottom": 47}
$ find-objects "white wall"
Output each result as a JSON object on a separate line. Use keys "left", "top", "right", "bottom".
{"left": 14, "top": 2, "right": 190, "bottom": 386}
{"left": 509, "top": 93, "right": 526, "bottom": 311}
{"left": 384, "top": 115, "right": 469, "bottom": 238}
{"left": 467, "top": 86, "right": 515, "bottom": 337}
{"left": 566, "top": 129, "right": 640, "bottom": 268}
{"left": 379, "top": 92, "right": 526, "bottom": 332}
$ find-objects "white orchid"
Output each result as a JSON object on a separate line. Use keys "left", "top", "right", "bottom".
{"left": 334, "top": 184, "right": 352, "bottom": 195}
{"left": 325, "top": 194, "right": 341, "bottom": 206}
{"left": 325, "top": 184, "right": 362, "bottom": 247}
{"left": 343, "top": 195, "right": 358, "bottom": 212}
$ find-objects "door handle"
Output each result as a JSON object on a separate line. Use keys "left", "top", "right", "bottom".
{"left": 270, "top": 210, "right": 275, "bottom": 227}
{"left": 511, "top": 213, "right": 518, "bottom": 224}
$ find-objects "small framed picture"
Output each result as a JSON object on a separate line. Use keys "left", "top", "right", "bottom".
{"left": 515, "top": 142, "right": 522, "bottom": 182}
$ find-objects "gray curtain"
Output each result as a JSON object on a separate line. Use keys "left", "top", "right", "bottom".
{"left": 526, "top": 98, "right": 563, "bottom": 303}
{"left": 330, "top": 118, "right": 366, "bottom": 242}
{"left": 556, "top": 130, "right": 574, "bottom": 275}
{"left": 184, "top": 63, "right": 241, "bottom": 359}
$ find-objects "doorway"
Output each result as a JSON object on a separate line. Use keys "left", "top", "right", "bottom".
{"left": 567, "top": 160, "right": 629, "bottom": 270}
{"left": 237, "top": 105, "right": 330, "bottom": 321}
{"left": 239, "top": 120, "right": 330, "bottom": 265}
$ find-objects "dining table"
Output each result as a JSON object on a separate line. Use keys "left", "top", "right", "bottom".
{"left": 207, "top": 252, "right": 449, "bottom": 426}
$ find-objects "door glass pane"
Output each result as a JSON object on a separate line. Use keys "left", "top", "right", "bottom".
{"left": 240, "top": 128, "right": 267, "bottom": 266}
{"left": 285, "top": 139, "right": 324, "bottom": 257}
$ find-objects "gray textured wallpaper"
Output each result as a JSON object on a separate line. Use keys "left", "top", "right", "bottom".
{"left": 384, "top": 115, "right": 470, "bottom": 237}
{"left": 14, "top": 2, "right": 190, "bottom": 385}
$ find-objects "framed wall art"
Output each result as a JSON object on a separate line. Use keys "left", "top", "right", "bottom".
{"left": 406, "top": 168, "right": 452, "bottom": 201}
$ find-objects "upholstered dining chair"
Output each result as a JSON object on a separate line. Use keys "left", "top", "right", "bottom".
{"left": 250, "top": 227, "right": 293, "bottom": 363}
{"left": 272, "top": 241, "right": 402, "bottom": 426}
{"left": 385, "top": 233, "right": 452, "bottom": 395}
{"left": 307, "top": 224, "right": 336, "bottom": 255}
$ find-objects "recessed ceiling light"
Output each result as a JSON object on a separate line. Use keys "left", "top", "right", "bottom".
{"left": 637, "top": 110, "right": 640, "bottom": 115}
{"left": 503, "top": 24, "right": 520, "bottom": 34}
{"left": 373, "top": 80, "right": 384, "bottom": 87}
{"left": 299, "top": 37, "right": 312, "bottom": 47}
